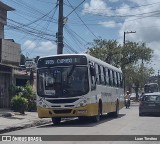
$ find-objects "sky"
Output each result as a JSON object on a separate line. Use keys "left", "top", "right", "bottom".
{"left": 1, "top": 0, "right": 160, "bottom": 74}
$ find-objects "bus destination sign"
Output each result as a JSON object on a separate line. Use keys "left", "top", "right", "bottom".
{"left": 37, "top": 55, "right": 87, "bottom": 67}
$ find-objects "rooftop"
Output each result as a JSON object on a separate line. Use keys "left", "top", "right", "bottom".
{"left": 0, "top": 1, "right": 15, "bottom": 11}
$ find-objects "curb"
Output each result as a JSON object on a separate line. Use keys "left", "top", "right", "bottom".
{"left": 0, "top": 119, "right": 51, "bottom": 134}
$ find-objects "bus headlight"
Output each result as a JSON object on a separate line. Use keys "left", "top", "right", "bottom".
{"left": 38, "top": 101, "right": 48, "bottom": 108}
{"left": 76, "top": 99, "right": 87, "bottom": 107}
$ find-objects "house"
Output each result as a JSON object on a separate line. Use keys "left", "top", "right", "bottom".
{"left": 0, "top": 2, "right": 29, "bottom": 108}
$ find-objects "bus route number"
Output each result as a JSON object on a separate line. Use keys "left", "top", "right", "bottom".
{"left": 45, "top": 60, "right": 54, "bottom": 65}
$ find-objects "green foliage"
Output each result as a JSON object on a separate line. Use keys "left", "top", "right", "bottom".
{"left": 86, "top": 39, "right": 154, "bottom": 92}
{"left": 11, "top": 94, "right": 28, "bottom": 114}
{"left": 23, "top": 81, "right": 36, "bottom": 111}
{"left": 22, "top": 81, "right": 34, "bottom": 99}
{"left": 86, "top": 39, "right": 121, "bottom": 67}
{"left": 9, "top": 85, "right": 25, "bottom": 97}
{"left": 125, "top": 64, "right": 154, "bottom": 100}
{"left": 9, "top": 81, "right": 36, "bottom": 112}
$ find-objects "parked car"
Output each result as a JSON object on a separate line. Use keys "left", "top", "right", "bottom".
{"left": 130, "top": 93, "right": 136, "bottom": 101}
{"left": 139, "top": 92, "right": 160, "bottom": 116}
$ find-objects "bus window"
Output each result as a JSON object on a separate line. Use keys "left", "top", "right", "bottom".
{"left": 112, "top": 70, "right": 116, "bottom": 87}
{"left": 103, "top": 67, "right": 106, "bottom": 85}
{"left": 95, "top": 64, "right": 100, "bottom": 84}
{"left": 98, "top": 65, "right": 102, "bottom": 84}
{"left": 89, "top": 63, "right": 96, "bottom": 90}
{"left": 105, "top": 68, "right": 109, "bottom": 85}
{"left": 108, "top": 69, "right": 113, "bottom": 86}
{"left": 114, "top": 71, "right": 118, "bottom": 87}
{"left": 100, "top": 66, "right": 105, "bottom": 85}
{"left": 116, "top": 72, "right": 120, "bottom": 87}
{"left": 120, "top": 74, "right": 123, "bottom": 88}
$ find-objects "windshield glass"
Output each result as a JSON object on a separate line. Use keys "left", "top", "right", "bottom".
{"left": 144, "top": 84, "right": 158, "bottom": 93}
{"left": 37, "top": 66, "right": 89, "bottom": 98}
{"left": 143, "top": 95, "right": 160, "bottom": 102}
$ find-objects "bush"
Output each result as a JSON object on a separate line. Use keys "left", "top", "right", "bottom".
{"left": 9, "top": 81, "right": 36, "bottom": 112}
{"left": 28, "top": 100, "right": 37, "bottom": 112}
{"left": 9, "top": 85, "right": 25, "bottom": 97}
{"left": 11, "top": 95, "right": 28, "bottom": 114}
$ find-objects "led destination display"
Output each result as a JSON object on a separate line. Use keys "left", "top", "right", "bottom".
{"left": 37, "top": 55, "right": 87, "bottom": 67}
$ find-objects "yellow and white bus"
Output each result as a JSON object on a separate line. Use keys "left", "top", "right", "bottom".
{"left": 36, "top": 54, "right": 124, "bottom": 124}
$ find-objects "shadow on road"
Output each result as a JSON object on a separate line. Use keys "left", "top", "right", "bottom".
{"left": 37, "top": 113, "right": 126, "bottom": 128}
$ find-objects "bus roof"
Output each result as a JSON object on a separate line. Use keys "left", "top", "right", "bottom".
{"left": 38, "top": 54, "right": 122, "bottom": 73}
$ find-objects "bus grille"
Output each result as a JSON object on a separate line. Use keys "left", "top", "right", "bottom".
{"left": 46, "top": 98, "right": 79, "bottom": 104}
{"left": 53, "top": 109, "right": 72, "bottom": 114}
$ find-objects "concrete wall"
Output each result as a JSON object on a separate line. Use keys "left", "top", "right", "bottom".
{"left": 1, "top": 39, "right": 21, "bottom": 66}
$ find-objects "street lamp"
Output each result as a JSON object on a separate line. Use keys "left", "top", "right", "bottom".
{"left": 123, "top": 31, "right": 136, "bottom": 45}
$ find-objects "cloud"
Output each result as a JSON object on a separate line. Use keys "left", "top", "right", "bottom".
{"left": 35, "top": 41, "right": 57, "bottom": 56}
{"left": 23, "top": 40, "right": 36, "bottom": 49}
{"left": 83, "top": 0, "right": 113, "bottom": 15}
{"left": 98, "top": 21, "right": 120, "bottom": 28}
{"left": 117, "top": 1, "right": 160, "bottom": 43}
{"left": 147, "top": 42, "right": 160, "bottom": 72}
{"left": 82, "top": 0, "right": 160, "bottom": 73}
{"left": 115, "top": 4, "right": 132, "bottom": 16}
{"left": 22, "top": 40, "right": 57, "bottom": 58}
{"left": 117, "top": 0, "right": 160, "bottom": 73}
{"left": 40, "top": 41, "right": 56, "bottom": 50}
{"left": 108, "top": 0, "right": 119, "bottom": 2}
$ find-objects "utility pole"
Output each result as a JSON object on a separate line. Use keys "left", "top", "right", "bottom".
{"left": 123, "top": 31, "right": 136, "bottom": 94}
{"left": 57, "top": 0, "right": 64, "bottom": 54}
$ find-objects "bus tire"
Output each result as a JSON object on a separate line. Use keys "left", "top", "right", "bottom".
{"left": 92, "top": 105, "right": 100, "bottom": 122}
{"left": 112, "top": 101, "right": 119, "bottom": 118}
{"left": 52, "top": 117, "right": 61, "bottom": 125}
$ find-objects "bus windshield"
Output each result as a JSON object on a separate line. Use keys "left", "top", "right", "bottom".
{"left": 37, "top": 66, "right": 89, "bottom": 98}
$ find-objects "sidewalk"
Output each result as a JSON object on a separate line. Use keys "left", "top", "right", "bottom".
{"left": 0, "top": 109, "right": 51, "bottom": 134}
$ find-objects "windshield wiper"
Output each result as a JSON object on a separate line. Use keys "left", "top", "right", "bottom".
{"left": 67, "top": 64, "right": 75, "bottom": 79}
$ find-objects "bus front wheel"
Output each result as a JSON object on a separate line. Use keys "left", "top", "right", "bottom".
{"left": 52, "top": 117, "right": 61, "bottom": 125}
{"left": 92, "top": 106, "right": 100, "bottom": 122}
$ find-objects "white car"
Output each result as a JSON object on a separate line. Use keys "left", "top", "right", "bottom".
{"left": 130, "top": 93, "right": 136, "bottom": 101}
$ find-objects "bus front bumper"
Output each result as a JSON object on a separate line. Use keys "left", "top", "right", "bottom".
{"left": 37, "top": 104, "right": 98, "bottom": 118}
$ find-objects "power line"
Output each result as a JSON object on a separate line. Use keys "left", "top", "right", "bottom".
{"left": 64, "top": 26, "right": 85, "bottom": 52}
{"left": 66, "top": 0, "right": 86, "bottom": 17}
{"left": 66, "top": 0, "right": 99, "bottom": 39}
{"left": 28, "top": 4, "right": 58, "bottom": 56}
{"left": 64, "top": 40, "right": 79, "bottom": 54}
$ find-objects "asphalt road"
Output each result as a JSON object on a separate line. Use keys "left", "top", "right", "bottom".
{"left": 1, "top": 102, "right": 160, "bottom": 144}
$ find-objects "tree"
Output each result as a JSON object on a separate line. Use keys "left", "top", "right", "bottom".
{"left": 86, "top": 39, "right": 154, "bottom": 93}
{"left": 86, "top": 39, "right": 121, "bottom": 67}
{"left": 125, "top": 64, "right": 154, "bottom": 100}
